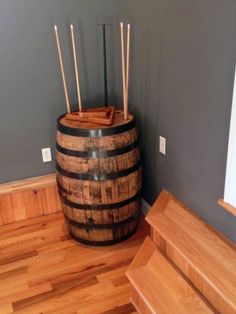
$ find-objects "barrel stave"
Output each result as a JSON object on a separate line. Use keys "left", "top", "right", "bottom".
{"left": 57, "top": 170, "right": 142, "bottom": 205}
{"left": 56, "top": 128, "right": 137, "bottom": 151}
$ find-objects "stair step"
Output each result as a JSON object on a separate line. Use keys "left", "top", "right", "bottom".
{"left": 128, "top": 236, "right": 156, "bottom": 271}
{"left": 146, "top": 190, "right": 236, "bottom": 314}
{"left": 127, "top": 237, "right": 213, "bottom": 314}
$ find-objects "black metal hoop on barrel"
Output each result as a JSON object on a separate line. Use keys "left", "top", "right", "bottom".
{"left": 57, "top": 112, "right": 136, "bottom": 137}
{"left": 58, "top": 187, "right": 141, "bottom": 211}
{"left": 56, "top": 139, "right": 139, "bottom": 158}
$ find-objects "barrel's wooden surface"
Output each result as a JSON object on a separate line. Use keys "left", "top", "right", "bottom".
{"left": 56, "top": 111, "right": 142, "bottom": 246}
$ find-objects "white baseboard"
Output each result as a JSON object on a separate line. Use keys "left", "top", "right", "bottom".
{"left": 141, "top": 198, "right": 151, "bottom": 215}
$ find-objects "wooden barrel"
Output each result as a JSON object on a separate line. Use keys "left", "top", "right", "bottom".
{"left": 56, "top": 111, "right": 142, "bottom": 246}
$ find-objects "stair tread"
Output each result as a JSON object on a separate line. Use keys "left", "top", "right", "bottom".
{"left": 128, "top": 236, "right": 156, "bottom": 271}
{"left": 146, "top": 190, "right": 236, "bottom": 313}
{"left": 127, "top": 237, "right": 213, "bottom": 314}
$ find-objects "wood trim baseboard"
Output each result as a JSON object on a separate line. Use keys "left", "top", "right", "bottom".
{"left": 218, "top": 199, "right": 236, "bottom": 217}
{"left": 0, "top": 174, "right": 62, "bottom": 226}
{"left": 0, "top": 174, "right": 57, "bottom": 195}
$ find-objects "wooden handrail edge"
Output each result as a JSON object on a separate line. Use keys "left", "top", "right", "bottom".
{"left": 218, "top": 199, "right": 236, "bottom": 217}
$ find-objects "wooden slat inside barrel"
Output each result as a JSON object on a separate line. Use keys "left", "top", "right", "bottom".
{"left": 56, "top": 111, "right": 142, "bottom": 246}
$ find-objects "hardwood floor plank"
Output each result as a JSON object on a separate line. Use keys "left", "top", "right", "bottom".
{"left": 12, "top": 281, "right": 115, "bottom": 313}
{"left": 0, "top": 250, "right": 38, "bottom": 266}
{"left": 0, "top": 213, "right": 63, "bottom": 238}
{"left": 0, "top": 213, "right": 148, "bottom": 314}
{"left": 0, "top": 283, "right": 29, "bottom": 299}
{"left": 0, "top": 302, "right": 13, "bottom": 314}
{"left": 97, "top": 266, "right": 128, "bottom": 283}
{"left": 101, "top": 303, "right": 135, "bottom": 314}
{"left": 0, "top": 282, "right": 52, "bottom": 305}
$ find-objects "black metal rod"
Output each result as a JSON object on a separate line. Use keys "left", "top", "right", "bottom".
{"left": 102, "top": 24, "right": 108, "bottom": 106}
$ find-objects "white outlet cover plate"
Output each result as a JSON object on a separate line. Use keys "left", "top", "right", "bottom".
{"left": 42, "top": 147, "right": 52, "bottom": 163}
{"left": 159, "top": 136, "right": 166, "bottom": 155}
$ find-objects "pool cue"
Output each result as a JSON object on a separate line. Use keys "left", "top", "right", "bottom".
{"left": 98, "top": 24, "right": 110, "bottom": 107}
{"left": 125, "top": 24, "right": 130, "bottom": 120}
{"left": 70, "top": 24, "right": 82, "bottom": 112}
{"left": 54, "top": 25, "right": 71, "bottom": 114}
{"left": 102, "top": 24, "right": 108, "bottom": 106}
{"left": 120, "top": 22, "right": 127, "bottom": 120}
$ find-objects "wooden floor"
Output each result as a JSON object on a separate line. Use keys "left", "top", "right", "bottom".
{"left": 0, "top": 213, "right": 149, "bottom": 314}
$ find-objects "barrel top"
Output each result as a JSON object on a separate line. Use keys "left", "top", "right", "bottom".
{"left": 57, "top": 110, "right": 136, "bottom": 137}
{"left": 59, "top": 110, "right": 134, "bottom": 130}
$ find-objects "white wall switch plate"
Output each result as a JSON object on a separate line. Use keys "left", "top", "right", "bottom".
{"left": 159, "top": 136, "right": 166, "bottom": 155}
{"left": 42, "top": 147, "right": 52, "bottom": 163}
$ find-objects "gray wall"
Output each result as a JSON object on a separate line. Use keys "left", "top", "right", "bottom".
{"left": 115, "top": 0, "right": 236, "bottom": 241}
{"left": 0, "top": 0, "right": 116, "bottom": 182}
{"left": 0, "top": 0, "right": 235, "bottom": 242}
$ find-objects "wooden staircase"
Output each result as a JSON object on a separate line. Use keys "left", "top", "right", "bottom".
{"left": 126, "top": 190, "right": 236, "bottom": 314}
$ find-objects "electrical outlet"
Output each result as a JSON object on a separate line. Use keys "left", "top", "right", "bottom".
{"left": 42, "top": 148, "right": 52, "bottom": 163}
{"left": 159, "top": 136, "right": 166, "bottom": 155}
